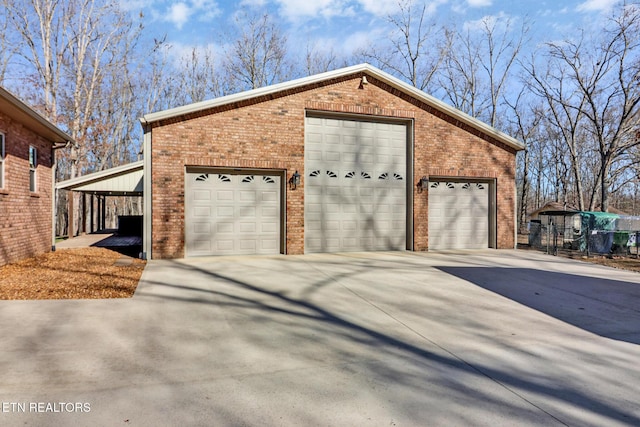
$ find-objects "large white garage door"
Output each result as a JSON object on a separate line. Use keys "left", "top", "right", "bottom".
{"left": 305, "top": 117, "right": 407, "bottom": 253}
{"left": 428, "top": 180, "right": 489, "bottom": 250}
{"left": 185, "top": 171, "right": 281, "bottom": 256}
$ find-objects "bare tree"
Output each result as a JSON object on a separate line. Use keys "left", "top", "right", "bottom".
{"left": 584, "top": 4, "right": 640, "bottom": 212}
{"left": 224, "top": 11, "right": 290, "bottom": 91}
{"left": 6, "top": 0, "right": 71, "bottom": 119}
{"left": 138, "top": 36, "right": 177, "bottom": 113}
{"left": 505, "top": 89, "right": 543, "bottom": 232}
{"left": 0, "top": 0, "right": 19, "bottom": 82}
{"left": 63, "top": 0, "right": 142, "bottom": 177}
{"left": 182, "top": 47, "right": 218, "bottom": 103}
{"left": 440, "top": 15, "right": 528, "bottom": 128}
{"left": 6, "top": 0, "right": 143, "bottom": 177}
{"left": 439, "top": 27, "right": 484, "bottom": 119}
{"left": 524, "top": 53, "right": 590, "bottom": 211}
{"left": 527, "top": 3, "right": 640, "bottom": 212}
{"left": 6, "top": 0, "right": 146, "bottom": 236}
{"left": 303, "top": 42, "right": 342, "bottom": 76}
{"left": 172, "top": 45, "right": 229, "bottom": 105}
{"left": 358, "top": 0, "right": 445, "bottom": 91}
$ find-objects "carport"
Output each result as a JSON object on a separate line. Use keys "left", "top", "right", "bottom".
{"left": 55, "top": 161, "right": 143, "bottom": 245}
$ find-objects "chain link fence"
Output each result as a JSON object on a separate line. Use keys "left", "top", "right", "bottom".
{"left": 526, "top": 212, "right": 640, "bottom": 257}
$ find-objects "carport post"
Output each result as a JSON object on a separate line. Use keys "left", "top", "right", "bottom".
{"left": 101, "top": 196, "right": 106, "bottom": 231}
{"left": 90, "top": 194, "right": 94, "bottom": 233}
{"left": 68, "top": 190, "right": 74, "bottom": 238}
{"left": 96, "top": 196, "right": 102, "bottom": 230}
{"left": 81, "top": 193, "right": 86, "bottom": 234}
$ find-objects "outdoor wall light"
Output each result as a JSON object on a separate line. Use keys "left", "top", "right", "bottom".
{"left": 289, "top": 170, "right": 301, "bottom": 190}
{"left": 358, "top": 75, "right": 370, "bottom": 90}
{"left": 416, "top": 176, "right": 429, "bottom": 193}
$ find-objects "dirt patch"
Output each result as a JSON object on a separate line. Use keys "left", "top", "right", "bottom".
{"left": 0, "top": 247, "right": 145, "bottom": 300}
{"left": 578, "top": 255, "right": 640, "bottom": 273}
{"left": 519, "top": 245, "right": 640, "bottom": 274}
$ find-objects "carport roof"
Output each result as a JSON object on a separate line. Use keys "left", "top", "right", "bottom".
{"left": 140, "top": 63, "right": 525, "bottom": 152}
{"left": 56, "top": 160, "right": 143, "bottom": 196}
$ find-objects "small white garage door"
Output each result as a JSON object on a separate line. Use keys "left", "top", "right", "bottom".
{"left": 185, "top": 171, "right": 281, "bottom": 256}
{"left": 305, "top": 116, "right": 407, "bottom": 253}
{"left": 428, "top": 180, "right": 489, "bottom": 250}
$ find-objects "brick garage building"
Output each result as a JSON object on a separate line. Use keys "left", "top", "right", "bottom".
{"left": 0, "top": 87, "right": 72, "bottom": 266}
{"left": 140, "top": 64, "right": 523, "bottom": 259}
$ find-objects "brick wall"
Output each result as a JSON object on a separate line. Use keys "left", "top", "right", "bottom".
{"left": 0, "top": 111, "right": 54, "bottom": 266}
{"left": 150, "top": 73, "right": 517, "bottom": 258}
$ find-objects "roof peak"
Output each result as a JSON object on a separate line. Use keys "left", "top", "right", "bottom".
{"left": 140, "top": 63, "right": 524, "bottom": 151}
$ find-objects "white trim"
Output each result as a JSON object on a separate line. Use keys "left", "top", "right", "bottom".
{"left": 142, "top": 129, "right": 152, "bottom": 260}
{"left": 29, "top": 145, "right": 37, "bottom": 192}
{"left": 140, "top": 63, "right": 524, "bottom": 152}
{"left": 52, "top": 147, "right": 57, "bottom": 250}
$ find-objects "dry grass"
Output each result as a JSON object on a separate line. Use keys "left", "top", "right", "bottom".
{"left": 519, "top": 245, "right": 640, "bottom": 273}
{"left": 581, "top": 255, "right": 640, "bottom": 273}
{"left": 0, "top": 247, "right": 145, "bottom": 300}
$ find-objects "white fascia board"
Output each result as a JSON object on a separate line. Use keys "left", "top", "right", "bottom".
{"left": 140, "top": 63, "right": 524, "bottom": 151}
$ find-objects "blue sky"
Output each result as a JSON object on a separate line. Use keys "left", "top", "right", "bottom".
{"left": 119, "top": 0, "right": 622, "bottom": 62}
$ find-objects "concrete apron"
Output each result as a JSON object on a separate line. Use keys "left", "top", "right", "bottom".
{"left": 0, "top": 250, "right": 639, "bottom": 426}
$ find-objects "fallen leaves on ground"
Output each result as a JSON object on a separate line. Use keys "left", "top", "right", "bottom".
{"left": 0, "top": 247, "right": 145, "bottom": 300}
{"left": 519, "top": 246, "right": 640, "bottom": 273}
{"left": 584, "top": 256, "right": 640, "bottom": 273}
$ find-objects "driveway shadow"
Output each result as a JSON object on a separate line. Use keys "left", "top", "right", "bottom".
{"left": 133, "top": 257, "right": 640, "bottom": 426}
{"left": 437, "top": 266, "right": 640, "bottom": 345}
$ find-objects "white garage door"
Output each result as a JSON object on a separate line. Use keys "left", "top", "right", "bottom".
{"left": 305, "top": 117, "right": 407, "bottom": 253}
{"left": 185, "top": 171, "right": 281, "bottom": 256}
{"left": 428, "top": 180, "right": 489, "bottom": 250}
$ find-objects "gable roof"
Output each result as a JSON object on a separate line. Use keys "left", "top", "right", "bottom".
{"left": 140, "top": 63, "right": 524, "bottom": 151}
{"left": 529, "top": 202, "right": 579, "bottom": 218}
{"left": 56, "top": 160, "right": 143, "bottom": 196}
{"left": 529, "top": 201, "right": 629, "bottom": 217}
{"left": 0, "top": 86, "right": 73, "bottom": 145}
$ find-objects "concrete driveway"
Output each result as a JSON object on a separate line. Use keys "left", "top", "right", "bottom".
{"left": 1, "top": 250, "right": 639, "bottom": 426}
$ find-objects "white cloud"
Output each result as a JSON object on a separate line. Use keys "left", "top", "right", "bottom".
{"left": 341, "top": 28, "right": 385, "bottom": 54}
{"left": 576, "top": 0, "right": 618, "bottom": 12}
{"left": 239, "top": 0, "right": 268, "bottom": 8}
{"left": 462, "top": 12, "right": 500, "bottom": 31}
{"left": 273, "top": 0, "right": 401, "bottom": 22}
{"left": 274, "top": 0, "right": 348, "bottom": 21}
{"left": 462, "top": 11, "right": 511, "bottom": 32}
{"left": 158, "top": 0, "right": 221, "bottom": 29}
{"left": 118, "top": 0, "right": 155, "bottom": 12}
{"left": 166, "top": 2, "right": 192, "bottom": 29}
{"left": 193, "top": 0, "right": 222, "bottom": 21}
{"left": 468, "top": 0, "right": 492, "bottom": 7}
{"left": 357, "top": 0, "right": 400, "bottom": 16}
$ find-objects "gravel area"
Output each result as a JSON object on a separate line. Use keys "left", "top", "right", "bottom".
{"left": 0, "top": 247, "right": 145, "bottom": 300}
